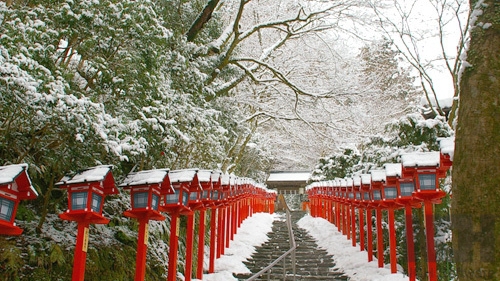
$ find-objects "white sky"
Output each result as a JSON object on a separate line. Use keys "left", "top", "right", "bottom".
{"left": 199, "top": 212, "right": 409, "bottom": 281}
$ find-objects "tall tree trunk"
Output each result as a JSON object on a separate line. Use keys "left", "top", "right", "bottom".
{"left": 186, "top": 0, "right": 220, "bottom": 42}
{"left": 452, "top": 1, "right": 500, "bottom": 280}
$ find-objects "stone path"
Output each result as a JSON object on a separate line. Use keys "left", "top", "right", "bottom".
{"left": 234, "top": 211, "right": 348, "bottom": 280}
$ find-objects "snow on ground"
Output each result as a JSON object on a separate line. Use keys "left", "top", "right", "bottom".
{"left": 201, "top": 212, "right": 409, "bottom": 281}
{"left": 199, "top": 212, "right": 278, "bottom": 281}
{"left": 297, "top": 214, "right": 409, "bottom": 281}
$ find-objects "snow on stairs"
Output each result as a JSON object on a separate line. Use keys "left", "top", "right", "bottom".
{"left": 234, "top": 211, "right": 348, "bottom": 281}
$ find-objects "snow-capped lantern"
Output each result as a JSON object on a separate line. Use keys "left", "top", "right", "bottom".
{"left": 120, "top": 169, "right": 173, "bottom": 281}
{"left": 401, "top": 151, "right": 446, "bottom": 281}
{"left": 370, "top": 169, "right": 386, "bottom": 204}
{"left": 352, "top": 176, "right": 362, "bottom": 204}
{"left": 57, "top": 165, "right": 118, "bottom": 224}
{"left": 383, "top": 164, "right": 402, "bottom": 204}
{"left": 160, "top": 169, "right": 202, "bottom": 281}
{"left": 56, "top": 165, "right": 118, "bottom": 281}
{"left": 209, "top": 171, "right": 222, "bottom": 204}
{"left": 370, "top": 169, "right": 386, "bottom": 269}
{"left": 160, "top": 169, "right": 200, "bottom": 215}
{"left": 0, "top": 164, "right": 38, "bottom": 235}
{"left": 360, "top": 174, "right": 372, "bottom": 205}
{"left": 438, "top": 137, "right": 454, "bottom": 176}
{"left": 401, "top": 152, "right": 446, "bottom": 202}
{"left": 121, "top": 169, "right": 173, "bottom": 220}
{"left": 193, "top": 169, "right": 213, "bottom": 210}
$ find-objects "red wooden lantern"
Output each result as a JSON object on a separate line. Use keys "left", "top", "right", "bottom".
{"left": 401, "top": 151, "right": 445, "bottom": 281}
{"left": 360, "top": 173, "right": 374, "bottom": 262}
{"left": 0, "top": 164, "right": 38, "bottom": 235}
{"left": 438, "top": 137, "right": 454, "bottom": 176}
{"left": 160, "top": 169, "right": 201, "bottom": 281}
{"left": 209, "top": 171, "right": 222, "bottom": 205}
{"left": 370, "top": 169, "right": 386, "bottom": 268}
{"left": 57, "top": 165, "right": 118, "bottom": 224}
{"left": 56, "top": 165, "right": 118, "bottom": 281}
{"left": 120, "top": 169, "right": 173, "bottom": 281}
{"left": 121, "top": 169, "right": 173, "bottom": 220}
{"left": 370, "top": 169, "right": 385, "bottom": 204}
{"left": 401, "top": 152, "right": 445, "bottom": 202}
{"left": 383, "top": 163, "right": 406, "bottom": 274}
{"left": 160, "top": 169, "right": 199, "bottom": 215}
{"left": 383, "top": 162, "right": 421, "bottom": 281}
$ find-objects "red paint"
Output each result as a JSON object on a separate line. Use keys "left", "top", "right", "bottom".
{"left": 72, "top": 222, "right": 90, "bottom": 281}
{"left": 184, "top": 213, "right": 195, "bottom": 281}
{"left": 196, "top": 209, "right": 206, "bottom": 279}
{"left": 351, "top": 205, "right": 356, "bottom": 247}
{"left": 405, "top": 205, "right": 416, "bottom": 281}
{"left": 209, "top": 208, "right": 217, "bottom": 273}
{"left": 359, "top": 208, "right": 365, "bottom": 251}
{"left": 167, "top": 213, "right": 179, "bottom": 281}
{"left": 376, "top": 208, "right": 384, "bottom": 268}
{"left": 388, "top": 208, "right": 397, "bottom": 273}
{"left": 366, "top": 208, "right": 374, "bottom": 262}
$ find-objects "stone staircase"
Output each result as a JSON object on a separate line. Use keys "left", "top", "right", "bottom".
{"left": 234, "top": 211, "right": 348, "bottom": 280}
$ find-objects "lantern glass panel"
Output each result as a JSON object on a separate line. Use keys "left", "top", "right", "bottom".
{"left": 356, "top": 193, "right": 361, "bottom": 200}
{"left": 363, "top": 192, "right": 371, "bottom": 201}
{"left": 384, "top": 187, "right": 397, "bottom": 199}
{"left": 203, "top": 190, "right": 211, "bottom": 199}
{"left": 91, "top": 193, "right": 102, "bottom": 212}
{"left": 348, "top": 192, "right": 354, "bottom": 199}
{"left": 133, "top": 192, "right": 149, "bottom": 209}
{"left": 166, "top": 190, "right": 180, "bottom": 204}
{"left": 373, "top": 190, "right": 382, "bottom": 201}
{"left": 418, "top": 174, "right": 436, "bottom": 190}
{"left": 212, "top": 190, "right": 219, "bottom": 200}
{"left": 400, "top": 182, "right": 414, "bottom": 197}
{"left": 182, "top": 191, "right": 189, "bottom": 205}
{"left": 0, "top": 198, "right": 14, "bottom": 221}
{"left": 189, "top": 192, "right": 198, "bottom": 201}
{"left": 71, "top": 191, "right": 88, "bottom": 210}
{"left": 151, "top": 194, "right": 159, "bottom": 210}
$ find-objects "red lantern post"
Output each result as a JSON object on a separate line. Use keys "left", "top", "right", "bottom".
{"left": 159, "top": 169, "right": 196, "bottom": 281}
{"left": 121, "top": 169, "right": 173, "bottom": 281}
{"left": 346, "top": 178, "right": 357, "bottom": 247}
{"left": 0, "top": 164, "right": 38, "bottom": 235}
{"left": 401, "top": 152, "right": 446, "bottom": 281}
{"left": 391, "top": 162, "right": 422, "bottom": 281}
{"left": 370, "top": 169, "right": 385, "bottom": 269}
{"left": 383, "top": 164, "right": 405, "bottom": 274}
{"left": 360, "top": 174, "right": 373, "bottom": 262}
{"left": 57, "top": 165, "right": 118, "bottom": 281}
{"left": 352, "top": 176, "right": 365, "bottom": 251}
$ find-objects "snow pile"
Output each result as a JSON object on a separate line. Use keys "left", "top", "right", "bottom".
{"left": 297, "top": 214, "right": 409, "bottom": 281}
{"left": 200, "top": 212, "right": 278, "bottom": 281}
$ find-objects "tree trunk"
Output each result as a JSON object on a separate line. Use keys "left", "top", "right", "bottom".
{"left": 186, "top": 0, "right": 220, "bottom": 42}
{"left": 452, "top": 1, "right": 500, "bottom": 280}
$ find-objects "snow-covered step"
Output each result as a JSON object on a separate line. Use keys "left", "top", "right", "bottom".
{"left": 235, "top": 211, "right": 348, "bottom": 281}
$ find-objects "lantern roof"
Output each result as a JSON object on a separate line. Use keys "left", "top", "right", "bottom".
{"left": 352, "top": 175, "right": 361, "bottom": 187}
{"left": 401, "top": 152, "right": 440, "bottom": 168}
{"left": 197, "top": 170, "right": 213, "bottom": 183}
{"left": 384, "top": 163, "right": 402, "bottom": 178}
{"left": 169, "top": 169, "right": 198, "bottom": 182}
{"left": 0, "top": 163, "right": 38, "bottom": 200}
{"left": 360, "top": 174, "right": 371, "bottom": 185}
{"left": 220, "top": 173, "right": 230, "bottom": 185}
{"left": 168, "top": 169, "right": 202, "bottom": 192}
{"left": 438, "top": 137, "right": 455, "bottom": 160}
{"left": 56, "top": 165, "right": 118, "bottom": 195}
{"left": 119, "top": 169, "right": 173, "bottom": 194}
{"left": 346, "top": 178, "right": 353, "bottom": 187}
{"left": 370, "top": 169, "right": 386, "bottom": 182}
